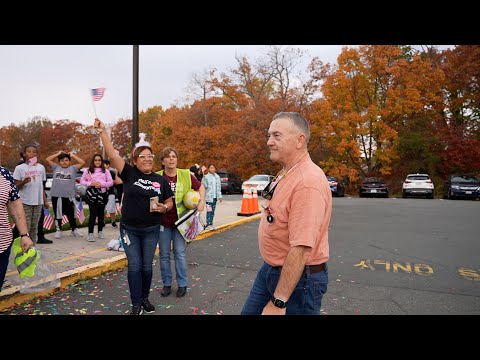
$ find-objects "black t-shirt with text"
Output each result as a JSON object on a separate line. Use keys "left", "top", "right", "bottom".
{"left": 119, "top": 163, "right": 173, "bottom": 227}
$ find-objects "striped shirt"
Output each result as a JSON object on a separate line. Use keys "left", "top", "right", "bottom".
{"left": 0, "top": 167, "right": 20, "bottom": 253}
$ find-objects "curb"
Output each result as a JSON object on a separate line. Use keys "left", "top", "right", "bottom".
{"left": 0, "top": 214, "right": 261, "bottom": 312}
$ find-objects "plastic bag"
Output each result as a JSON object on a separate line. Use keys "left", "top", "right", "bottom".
{"left": 175, "top": 210, "right": 204, "bottom": 243}
{"left": 107, "top": 238, "right": 125, "bottom": 252}
{"left": 175, "top": 209, "right": 205, "bottom": 243}
{"left": 12, "top": 237, "right": 61, "bottom": 294}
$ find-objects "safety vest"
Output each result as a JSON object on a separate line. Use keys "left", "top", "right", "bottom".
{"left": 156, "top": 168, "right": 192, "bottom": 219}
{"left": 12, "top": 237, "right": 38, "bottom": 278}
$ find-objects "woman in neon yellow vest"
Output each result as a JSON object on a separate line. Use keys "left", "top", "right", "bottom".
{"left": 157, "top": 147, "right": 206, "bottom": 298}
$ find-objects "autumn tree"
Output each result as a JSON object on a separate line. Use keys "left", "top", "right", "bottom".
{"left": 110, "top": 118, "right": 132, "bottom": 158}
{"left": 185, "top": 68, "right": 219, "bottom": 126}
{"left": 435, "top": 45, "right": 480, "bottom": 176}
{"left": 310, "top": 45, "right": 444, "bottom": 185}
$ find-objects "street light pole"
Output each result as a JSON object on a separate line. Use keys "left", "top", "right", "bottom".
{"left": 132, "top": 45, "right": 139, "bottom": 151}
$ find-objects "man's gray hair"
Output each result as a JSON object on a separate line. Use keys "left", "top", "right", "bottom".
{"left": 272, "top": 112, "right": 310, "bottom": 144}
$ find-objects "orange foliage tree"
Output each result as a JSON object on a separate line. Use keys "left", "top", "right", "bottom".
{"left": 309, "top": 45, "right": 444, "bottom": 186}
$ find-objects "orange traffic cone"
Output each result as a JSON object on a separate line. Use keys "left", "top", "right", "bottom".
{"left": 237, "top": 185, "right": 255, "bottom": 216}
{"left": 251, "top": 185, "right": 260, "bottom": 214}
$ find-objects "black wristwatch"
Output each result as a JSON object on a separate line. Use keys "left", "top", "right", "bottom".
{"left": 271, "top": 296, "right": 287, "bottom": 309}
{"left": 20, "top": 233, "right": 30, "bottom": 238}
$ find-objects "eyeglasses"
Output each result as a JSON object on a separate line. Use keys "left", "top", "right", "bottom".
{"left": 138, "top": 154, "right": 155, "bottom": 160}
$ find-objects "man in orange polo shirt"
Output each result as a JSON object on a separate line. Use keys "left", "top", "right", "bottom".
{"left": 241, "top": 112, "right": 332, "bottom": 315}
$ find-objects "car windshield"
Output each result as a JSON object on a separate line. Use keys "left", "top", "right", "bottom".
{"left": 327, "top": 176, "right": 338, "bottom": 181}
{"left": 364, "top": 177, "right": 384, "bottom": 183}
{"left": 248, "top": 175, "right": 270, "bottom": 182}
{"left": 407, "top": 175, "right": 429, "bottom": 181}
{"left": 451, "top": 175, "right": 479, "bottom": 183}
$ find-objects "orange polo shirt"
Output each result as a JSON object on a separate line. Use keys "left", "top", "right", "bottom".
{"left": 258, "top": 154, "right": 332, "bottom": 266}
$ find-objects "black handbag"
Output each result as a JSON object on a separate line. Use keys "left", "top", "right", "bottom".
{"left": 85, "top": 187, "right": 106, "bottom": 205}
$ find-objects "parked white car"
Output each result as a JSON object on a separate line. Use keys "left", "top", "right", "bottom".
{"left": 241, "top": 174, "right": 274, "bottom": 194}
{"left": 402, "top": 173, "right": 434, "bottom": 199}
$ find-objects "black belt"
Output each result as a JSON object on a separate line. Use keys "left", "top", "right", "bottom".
{"left": 273, "top": 263, "right": 326, "bottom": 274}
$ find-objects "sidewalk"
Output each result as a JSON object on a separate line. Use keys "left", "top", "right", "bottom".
{"left": 0, "top": 195, "right": 264, "bottom": 311}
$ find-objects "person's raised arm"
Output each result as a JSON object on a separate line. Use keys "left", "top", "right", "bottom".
{"left": 93, "top": 118, "right": 124, "bottom": 175}
{"left": 69, "top": 152, "right": 86, "bottom": 170}
{"left": 46, "top": 150, "right": 63, "bottom": 168}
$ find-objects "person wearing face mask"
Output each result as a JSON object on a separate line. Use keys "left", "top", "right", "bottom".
{"left": 93, "top": 119, "right": 174, "bottom": 316}
{"left": 13, "top": 145, "right": 48, "bottom": 245}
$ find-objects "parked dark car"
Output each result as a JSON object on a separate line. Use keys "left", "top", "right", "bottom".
{"left": 443, "top": 174, "right": 480, "bottom": 200}
{"left": 327, "top": 176, "right": 345, "bottom": 197}
{"left": 359, "top": 177, "right": 389, "bottom": 198}
{"left": 217, "top": 171, "right": 243, "bottom": 194}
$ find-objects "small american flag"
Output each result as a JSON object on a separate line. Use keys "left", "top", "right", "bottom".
{"left": 61, "top": 215, "right": 69, "bottom": 226}
{"left": 43, "top": 208, "right": 54, "bottom": 230}
{"left": 77, "top": 201, "right": 86, "bottom": 224}
{"left": 91, "top": 88, "right": 106, "bottom": 101}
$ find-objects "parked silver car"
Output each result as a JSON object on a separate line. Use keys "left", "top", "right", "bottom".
{"left": 242, "top": 174, "right": 274, "bottom": 194}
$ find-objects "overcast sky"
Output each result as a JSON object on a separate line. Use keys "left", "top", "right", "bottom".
{"left": 0, "top": 45, "right": 452, "bottom": 128}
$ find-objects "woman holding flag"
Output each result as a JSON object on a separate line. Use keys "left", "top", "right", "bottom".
{"left": 93, "top": 118, "right": 174, "bottom": 315}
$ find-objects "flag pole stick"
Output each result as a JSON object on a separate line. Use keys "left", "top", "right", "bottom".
{"left": 92, "top": 101, "right": 98, "bottom": 118}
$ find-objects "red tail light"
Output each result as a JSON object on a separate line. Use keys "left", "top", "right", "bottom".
{"left": 330, "top": 182, "right": 338, "bottom": 186}
{"left": 221, "top": 177, "right": 228, "bottom": 181}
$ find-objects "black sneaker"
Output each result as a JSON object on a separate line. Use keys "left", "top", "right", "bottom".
{"left": 141, "top": 298, "right": 155, "bottom": 313}
{"left": 161, "top": 286, "right": 171, "bottom": 297}
{"left": 176, "top": 286, "right": 187, "bottom": 298}
{"left": 130, "top": 305, "right": 143, "bottom": 315}
{"left": 37, "top": 238, "right": 53, "bottom": 244}
{"left": 111, "top": 221, "right": 117, "bottom": 228}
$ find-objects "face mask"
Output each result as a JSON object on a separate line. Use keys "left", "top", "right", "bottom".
{"left": 28, "top": 157, "right": 37, "bottom": 166}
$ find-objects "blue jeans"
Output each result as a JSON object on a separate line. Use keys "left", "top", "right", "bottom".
{"left": 159, "top": 226, "right": 187, "bottom": 287}
{"left": 206, "top": 198, "right": 217, "bottom": 226}
{"left": 241, "top": 262, "right": 328, "bottom": 315}
{"left": 0, "top": 241, "right": 13, "bottom": 291}
{"left": 123, "top": 224, "right": 160, "bottom": 306}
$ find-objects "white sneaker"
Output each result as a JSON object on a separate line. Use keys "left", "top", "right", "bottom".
{"left": 72, "top": 229, "right": 83, "bottom": 237}
{"left": 87, "top": 233, "right": 95, "bottom": 242}
{"left": 98, "top": 231, "right": 105, "bottom": 239}
{"left": 205, "top": 225, "right": 213, "bottom": 231}
{"left": 54, "top": 230, "right": 62, "bottom": 239}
